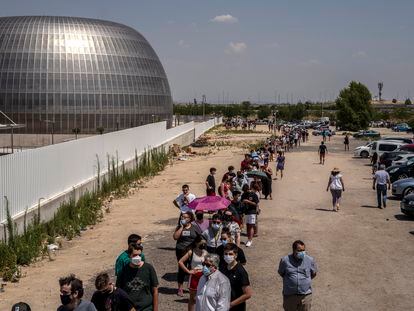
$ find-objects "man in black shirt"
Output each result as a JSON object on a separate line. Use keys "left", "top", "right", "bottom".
{"left": 221, "top": 243, "right": 252, "bottom": 311}
{"left": 241, "top": 184, "right": 259, "bottom": 247}
{"left": 206, "top": 167, "right": 217, "bottom": 196}
{"left": 92, "top": 272, "right": 135, "bottom": 311}
{"left": 318, "top": 141, "right": 328, "bottom": 165}
{"left": 116, "top": 243, "right": 159, "bottom": 311}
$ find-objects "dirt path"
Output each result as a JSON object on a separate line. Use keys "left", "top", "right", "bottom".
{"left": 1, "top": 129, "right": 413, "bottom": 310}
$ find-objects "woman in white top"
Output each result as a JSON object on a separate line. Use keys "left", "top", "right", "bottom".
{"left": 178, "top": 236, "right": 208, "bottom": 311}
{"left": 326, "top": 167, "right": 345, "bottom": 212}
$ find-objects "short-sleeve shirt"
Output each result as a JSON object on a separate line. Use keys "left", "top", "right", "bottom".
{"left": 176, "top": 224, "right": 201, "bottom": 251}
{"left": 116, "top": 263, "right": 159, "bottom": 310}
{"left": 222, "top": 263, "right": 250, "bottom": 311}
{"left": 278, "top": 254, "right": 318, "bottom": 296}
{"left": 115, "top": 250, "right": 146, "bottom": 276}
{"left": 175, "top": 193, "right": 196, "bottom": 213}
{"left": 319, "top": 144, "right": 327, "bottom": 153}
{"left": 57, "top": 300, "right": 96, "bottom": 311}
{"left": 241, "top": 192, "right": 259, "bottom": 215}
{"left": 91, "top": 287, "right": 134, "bottom": 311}
{"left": 206, "top": 175, "right": 216, "bottom": 192}
{"left": 217, "top": 245, "right": 247, "bottom": 271}
{"left": 202, "top": 227, "right": 222, "bottom": 250}
{"left": 374, "top": 170, "right": 390, "bottom": 185}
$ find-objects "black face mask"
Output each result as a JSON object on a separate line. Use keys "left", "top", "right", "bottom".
{"left": 198, "top": 244, "right": 206, "bottom": 250}
{"left": 223, "top": 215, "right": 232, "bottom": 222}
{"left": 196, "top": 214, "right": 203, "bottom": 220}
{"left": 60, "top": 294, "right": 72, "bottom": 306}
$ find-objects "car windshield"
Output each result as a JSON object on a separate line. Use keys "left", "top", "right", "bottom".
{"left": 407, "top": 159, "right": 414, "bottom": 166}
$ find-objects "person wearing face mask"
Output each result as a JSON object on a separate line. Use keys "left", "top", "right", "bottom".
{"left": 222, "top": 211, "right": 241, "bottom": 247}
{"left": 216, "top": 229, "right": 246, "bottom": 272}
{"left": 193, "top": 211, "right": 210, "bottom": 233}
{"left": 278, "top": 240, "right": 318, "bottom": 311}
{"left": 195, "top": 254, "right": 231, "bottom": 311}
{"left": 116, "top": 243, "right": 159, "bottom": 311}
{"left": 57, "top": 274, "right": 96, "bottom": 311}
{"left": 178, "top": 237, "right": 209, "bottom": 311}
{"left": 221, "top": 243, "right": 252, "bottom": 311}
{"left": 91, "top": 272, "right": 135, "bottom": 311}
{"left": 115, "top": 234, "right": 146, "bottom": 277}
{"left": 201, "top": 214, "right": 223, "bottom": 254}
{"left": 173, "top": 212, "right": 202, "bottom": 297}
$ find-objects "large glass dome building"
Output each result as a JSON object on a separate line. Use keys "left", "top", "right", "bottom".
{"left": 0, "top": 16, "right": 173, "bottom": 134}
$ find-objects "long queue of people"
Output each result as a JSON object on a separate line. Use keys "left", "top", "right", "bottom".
{"left": 10, "top": 130, "right": 320, "bottom": 311}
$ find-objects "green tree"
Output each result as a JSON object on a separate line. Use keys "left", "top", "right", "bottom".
{"left": 240, "top": 101, "right": 252, "bottom": 118}
{"left": 257, "top": 105, "right": 271, "bottom": 119}
{"left": 336, "top": 81, "right": 373, "bottom": 131}
{"left": 405, "top": 98, "right": 412, "bottom": 105}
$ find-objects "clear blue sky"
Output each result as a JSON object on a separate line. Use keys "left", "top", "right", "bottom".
{"left": 2, "top": 0, "right": 414, "bottom": 103}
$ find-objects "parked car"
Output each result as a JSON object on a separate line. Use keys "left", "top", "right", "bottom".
{"left": 382, "top": 137, "right": 413, "bottom": 144}
{"left": 391, "top": 154, "right": 414, "bottom": 166}
{"left": 354, "top": 142, "right": 373, "bottom": 158}
{"left": 312, "top": 129, "right": 335, "bottom": 136}
{"left": 386, "top": 159, "right": 414, "bottom": 183}
{"left": 369, "top": 140, "right": 405, "bottom": 157}
{"left": 353, "top": 130, "right": 381, "bottom": 139}
{"left": 393, "top": 123, "right": 412, "bottom": 132}
{"left": 398, "top": 144, "right": 414, "bottom": 152}
{"left": 392, "top": 178, "right": 414, "bottom": 198}
{"left": 380, "top": 151, "right": 411, "bottom": 167}
{"left": 400, "top": 194, "right": 414, "bottom": 217}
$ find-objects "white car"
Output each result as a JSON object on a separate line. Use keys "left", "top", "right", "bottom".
{"left": 354, "top": 142, "right": 373, "bottom": 158}
{"left": 391, "top": 154, "right": 414, "bottom": 166}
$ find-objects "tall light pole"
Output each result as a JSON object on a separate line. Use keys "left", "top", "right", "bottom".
{"left": 378, "top": 82, "right": 383, "bottom": 102}
{"left": 202, "top": 94, "right": 206, "bottom": 121}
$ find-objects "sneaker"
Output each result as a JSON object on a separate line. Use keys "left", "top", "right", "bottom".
{"left": 245, "top": 240, "right": 252, "bottom": 247}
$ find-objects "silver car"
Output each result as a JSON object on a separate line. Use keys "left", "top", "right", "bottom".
{"left": 392, "top": 177, "right": 414, "bottom": 198}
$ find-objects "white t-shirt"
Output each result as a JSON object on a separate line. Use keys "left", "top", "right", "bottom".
{"left": 176, "top": 193, "right": 196, "bottom": 213}
{"left": 330, "top": 174, "right": 343, "bottom": 190}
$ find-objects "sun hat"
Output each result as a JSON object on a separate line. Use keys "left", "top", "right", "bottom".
{"left": 332, "top": 167, "right": 340, "bottom": 172}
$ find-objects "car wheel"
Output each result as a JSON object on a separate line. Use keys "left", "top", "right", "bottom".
{"left": 403, "top": 187, "right": 414, "bottom": 196}
{"left": 398, "top": 174, "right": 409, "bottom": 180}
{"left": 360, "top": 151, "right": 369, "bottom": 158}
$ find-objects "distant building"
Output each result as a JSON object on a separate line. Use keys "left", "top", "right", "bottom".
{"left": 0, "top": 16, "right": 173, "bottom": 134}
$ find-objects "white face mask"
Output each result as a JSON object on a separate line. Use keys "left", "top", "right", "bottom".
{"left": 131, "top": 255, "right": 142, "bottom": 266}
{"left": 224, "top": 255, "right": 235, "bottom": 264}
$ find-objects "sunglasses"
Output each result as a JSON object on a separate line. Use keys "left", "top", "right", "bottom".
{"left": 202, "top": 262, "right": 212, "bottom": 268}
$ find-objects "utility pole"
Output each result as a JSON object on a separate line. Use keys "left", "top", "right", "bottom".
{"left": 202, "top": 94, "right": 206, "bottom": 121}
{"left": 378, "top": 82, "right": 383, "bottom": 101}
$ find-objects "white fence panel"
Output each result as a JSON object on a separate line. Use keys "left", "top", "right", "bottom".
{"left": 0, "top": 119, "right": 221, "bottom": 223}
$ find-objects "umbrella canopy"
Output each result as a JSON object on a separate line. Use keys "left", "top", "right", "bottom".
{"left": 188, "top": 196, "right": 231, "bottom": 212}
{"left": 246, "top": 170, "right": 268, "bottom": 178}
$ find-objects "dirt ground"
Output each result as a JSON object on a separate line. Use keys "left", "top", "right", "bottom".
{"left": 0, "top": 126, "right": 413, "bottom": 310}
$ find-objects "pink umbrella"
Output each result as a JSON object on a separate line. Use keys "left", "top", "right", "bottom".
{"left": 188, "top": 196, "right": 231, "bottom": 212}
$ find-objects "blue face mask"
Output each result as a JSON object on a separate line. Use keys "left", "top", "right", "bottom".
{"left": 180, "top": 219, "right": 187, "bottom": 226}
{"left": 296, "top": 251, "right": 306, "bottom": 260}
{"left": 202, "top": 265, "right": 211, "bottom": 276}
{"left": 221, "top": 239, "right": 228, "bottom": 246}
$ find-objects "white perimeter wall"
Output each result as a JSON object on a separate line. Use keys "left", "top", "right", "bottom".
{"left": 0, "top": 117, "right": 221, "bottom": 223}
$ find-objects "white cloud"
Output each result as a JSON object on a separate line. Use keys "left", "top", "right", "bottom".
{"left": 225, "top": 42, "right": 247, "bottom": 54}
{"left": 178, "top": 40, "right": 190, "bottom": 48}
{"left": 352, "top": 51, "right": 367, "bottom": 58}
{"left": 211, "top": 14, "right": 238, "bottom": 24}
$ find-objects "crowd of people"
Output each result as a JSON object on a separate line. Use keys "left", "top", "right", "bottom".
{"left": 11, "top": 128, "right": 321, "bottom": 311}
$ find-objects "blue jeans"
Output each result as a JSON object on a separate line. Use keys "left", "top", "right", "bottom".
{"left": 376, "top": 184, "right": 387, "bottom": 208}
